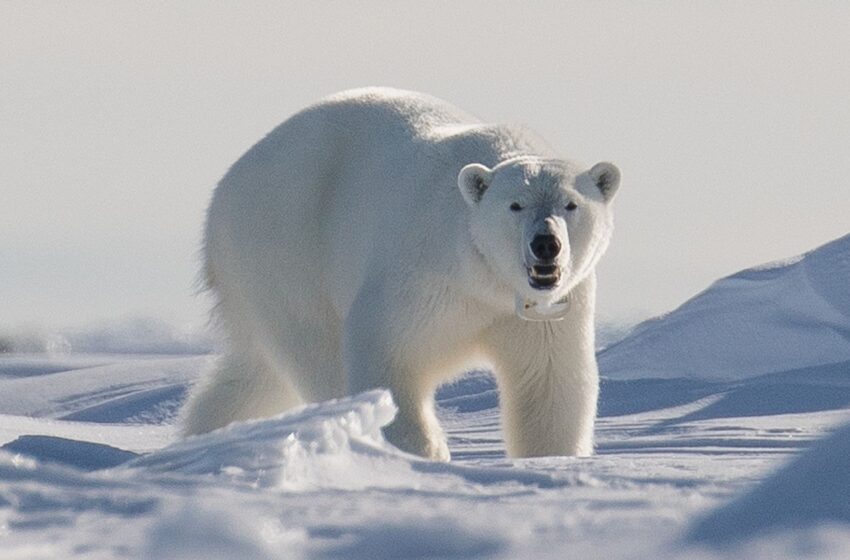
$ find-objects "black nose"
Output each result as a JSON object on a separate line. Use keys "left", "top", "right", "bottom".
{"left": 530, "top": 234, "right": 561, "bottom": 261}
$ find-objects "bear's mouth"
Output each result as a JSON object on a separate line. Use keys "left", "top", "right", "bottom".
{"left": 528, "top": 264, "right": 560, "bottom": 290}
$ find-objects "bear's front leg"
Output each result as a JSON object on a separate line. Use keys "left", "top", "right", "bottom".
{"left": 486, "top": 315, "right": 599, "bottom": 458}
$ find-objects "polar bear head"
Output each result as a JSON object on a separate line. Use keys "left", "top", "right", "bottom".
{"left": 458, "top": 157, "right": 620, "bottom": 308}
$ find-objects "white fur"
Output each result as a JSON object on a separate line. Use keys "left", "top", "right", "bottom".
{"left": 182, "top": 88, "right": 620, "bottom": 460}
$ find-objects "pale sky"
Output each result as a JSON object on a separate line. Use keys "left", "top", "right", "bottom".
{"left": 2, "top": 2, "right": 849, "bottom": 330}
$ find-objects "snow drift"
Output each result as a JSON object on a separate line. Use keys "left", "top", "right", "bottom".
{"left": 599, "top": 233, "right": 850, "bottom": 381}
{"left": 127, "top": 389, "right": 407, "bottom": 491}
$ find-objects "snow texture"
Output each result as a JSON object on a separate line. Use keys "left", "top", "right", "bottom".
{"left": 689, "top": 420, "right": 850, "bottom": 544}
{"left": 128, "top": 389, "right": 410, "bottom": 492}
{"left": 0, "top": 233, "right": 849, "bottom": 558}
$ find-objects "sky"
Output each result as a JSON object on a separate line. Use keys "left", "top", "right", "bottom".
{"left": 1, "top": 1, "right": 849, "bottom": 330}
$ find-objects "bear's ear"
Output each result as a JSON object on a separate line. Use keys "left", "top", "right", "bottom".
{"left": 587, "top": 162, "right": 621, "bottom": 202}
{"left": 458, "top": 163, "right": 493, "bottom": 206}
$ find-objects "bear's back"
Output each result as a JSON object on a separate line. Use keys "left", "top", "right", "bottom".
{"left": 205, "top": 88, "right": 554, "bottom": 320}
{"left": 313, "top": 87, "right": 478, "bottom": 139}
{"left": 307, "top": 88, "right": 552, "bottom": 166}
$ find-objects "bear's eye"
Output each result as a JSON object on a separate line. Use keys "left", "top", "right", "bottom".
{"left": 510, "top": 202, "right": 523, "bottom": 212}
{"left": 566, "top": 201, "right": 578, "bottom": 211}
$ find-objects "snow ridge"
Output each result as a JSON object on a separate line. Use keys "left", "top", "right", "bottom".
{"left": 126, "top": 389, "right": 402, "bottom": 491}
{"left": 599, "top": 233, "right": 850, "bottom": 381}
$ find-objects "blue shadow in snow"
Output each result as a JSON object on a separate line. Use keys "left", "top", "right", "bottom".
{"left": 2, "top": 435, "right": 139, "bottom": 471}
{"left": 60, "top": 384, "right": 188, "bottom": 424}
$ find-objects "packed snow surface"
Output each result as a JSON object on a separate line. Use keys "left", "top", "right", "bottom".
{"left": 689, "top": 419, "right": 850, "bottom": 545}
{"left": 1, "top": 233, "right": 850, "bottom": 558}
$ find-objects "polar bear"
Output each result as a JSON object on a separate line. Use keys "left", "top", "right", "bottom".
{"left": 182, "top": 87, "right": 620, "bottom": 460}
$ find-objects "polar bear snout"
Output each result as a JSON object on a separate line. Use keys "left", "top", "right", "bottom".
{"left": 529, "top": 234, "right": 561, "bottom": 261}
{"left": 525, "top": 214, "right": 567, "bottom": 289}
{"left": 527, "top": 233, "right": 563, "bottom": 290}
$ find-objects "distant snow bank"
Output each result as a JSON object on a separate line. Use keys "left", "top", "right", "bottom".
{"left": 600, "top": 233, "right": 850, "bottom": 381}
{"left": 0, "top": 317, "right": 216, "bottom": 355}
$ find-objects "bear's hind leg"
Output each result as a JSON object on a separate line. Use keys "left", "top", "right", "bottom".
{"left": 381, "top": 389, "right": 450, "bottom": 461}
{"left": 344, "top": 342, "right": 450, "bottom": 460}
{"left": 181, "top": 352, "right": 303, "bottom": 436}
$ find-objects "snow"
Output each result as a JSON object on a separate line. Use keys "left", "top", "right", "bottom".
{"left": 689, "top": 420, "right": 850, "bottom": 545}
{"left": 1, "top": 233, "right": 850, "bottom": 558}
{"left": 2, "top": 436, "right": 139, "bottom": 471}
{"left": 599, "top": 233, "right": 850, "bottom": 381}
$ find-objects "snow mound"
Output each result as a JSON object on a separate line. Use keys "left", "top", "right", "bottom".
{"left": 599, "top": 233, "right": 850, "bottom": 381}
{"left": 127, "top": 389, "right": 408, "bottom": 491}
{"left": 688, "top": 419, "right": 850, "bottom": 545}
